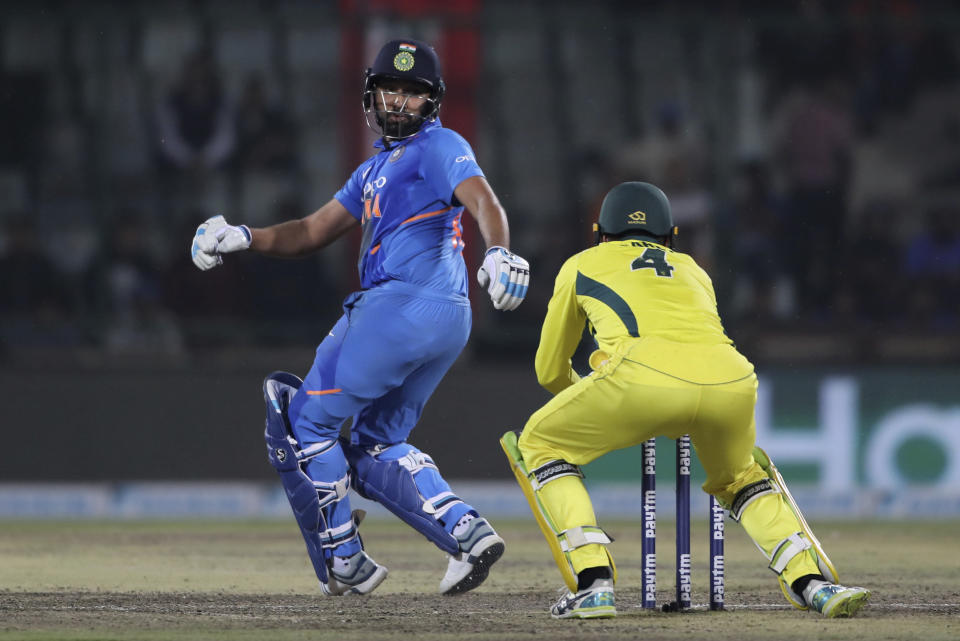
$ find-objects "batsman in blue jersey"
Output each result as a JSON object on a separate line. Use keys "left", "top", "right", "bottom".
{"left": 191, "top": 39, "right": 529, "bottom": 596}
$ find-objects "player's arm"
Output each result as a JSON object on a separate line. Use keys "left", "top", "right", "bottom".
{"left": 535, "top": 258, "right": 587, "bottom": 395}
{"left": 251, "top": 199, "right": 358, "bottom": 257}
{"left": 454, "top": 175, "right": 509, "bottom": 249}
{"left": 455, "top": 176, "right": 530, "bottom": 311}
{"left": 191, "top": 199, "right": 358, "bottom": 270}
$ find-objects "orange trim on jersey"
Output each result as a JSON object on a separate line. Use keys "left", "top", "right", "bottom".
{"left": 306, "top": 388, "right": 342, "bottom": 396}
{"left": 400, "top": 206, "right": 453, "bottom": 226}
{"left": 367, "top": 207, "right": 452, "bottom": 257}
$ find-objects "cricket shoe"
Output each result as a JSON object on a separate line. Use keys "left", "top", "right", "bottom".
{"left": 321, "top": 550, "right": 388, "bottom": 596}
{"left": 439, "top": 517, "right": 505, "bottom": 595}
{"left": 550, "top": 578, "right": 616, "bottom": 619}
{"left": 806, "top": 582, "right": 870, "bottom": 618}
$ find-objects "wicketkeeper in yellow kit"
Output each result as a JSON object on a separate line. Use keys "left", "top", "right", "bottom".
{"left": 500, "top": 181, "right": 870, "bottom": 619}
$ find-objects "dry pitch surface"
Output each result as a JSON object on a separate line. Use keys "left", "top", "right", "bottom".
{"left": 1, "top": 519, "right": 957, "bottom": 641}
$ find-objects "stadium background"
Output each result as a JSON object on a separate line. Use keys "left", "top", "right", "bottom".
{"left": 1, "top": 0, "right": 959, "bottom": 520}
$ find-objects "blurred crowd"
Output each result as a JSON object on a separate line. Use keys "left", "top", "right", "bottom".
{"left": 724, "top": 3, "right": 960, "bottom": 333}
{"left": 567, "top": 2, "right": 960, "bottom": 341}
{"left": 1, "top": 1, "right": 959, "bottom": 362}
{"left": 1, "top": 43, "right": 340, "bottom": 356}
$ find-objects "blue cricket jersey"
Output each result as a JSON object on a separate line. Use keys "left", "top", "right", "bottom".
{"left": 334, "top": 119, "right": 484, "bottom": 295}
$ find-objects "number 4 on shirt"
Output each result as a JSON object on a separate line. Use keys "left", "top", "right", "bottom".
{"left": 631, "top": 247, "right": 674, "bottom": 277}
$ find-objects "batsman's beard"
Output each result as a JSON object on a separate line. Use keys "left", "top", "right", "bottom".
{"left": 377, "top": 109, "right": 426, "bottom": 139}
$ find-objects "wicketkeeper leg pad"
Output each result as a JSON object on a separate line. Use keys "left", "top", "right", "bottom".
{"left": 264, "top": 372, "right": 362, "bottom": 585}
{"left": 752, "top": 446, "right": 840, "bottom": 609}
{"left": 499, "top": 430, "right": 616, "bottom": 592}
{"left": 340, "top": 439, "right": 460, "bottom": 555}
{"left": 729, "top": 479, "right": 780, "bottom": 522}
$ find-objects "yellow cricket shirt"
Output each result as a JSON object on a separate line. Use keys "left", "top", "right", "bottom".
{"left": 535, "top": 239, "right": 752, "bottom": 395}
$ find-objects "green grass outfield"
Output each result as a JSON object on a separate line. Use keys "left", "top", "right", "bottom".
{"left": 1, "top": 518, "right": 957, "bottom": 641}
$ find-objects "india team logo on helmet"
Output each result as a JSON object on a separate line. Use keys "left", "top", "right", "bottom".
{"left": 363, "top": 38, "right": 446, "bottom": 140}
{"left": 393, "top": 42, "right": 417, "bottom": 71}
{"left": 393, "top": 52, "right": 415, "bottom": 71}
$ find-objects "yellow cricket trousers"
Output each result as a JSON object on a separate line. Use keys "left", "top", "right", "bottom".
{"left": 517, "top": 341, "right": 821, "bottom": 584}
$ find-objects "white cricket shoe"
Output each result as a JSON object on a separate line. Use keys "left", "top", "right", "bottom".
{"left": 550, "top": 578, "right": 616, "bottom": 619}
{"left": 439, "top": 517, "right": 505, "bottom": 595}
{"left": 321, "top": 550, "right": 388, "bottom": 596}
{"left": 806, "top": 582, "right": 870, "bottom": 618}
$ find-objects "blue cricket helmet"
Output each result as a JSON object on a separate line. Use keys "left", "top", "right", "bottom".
{"left": 362, "top": 39, "right": 445, "bottom": 139}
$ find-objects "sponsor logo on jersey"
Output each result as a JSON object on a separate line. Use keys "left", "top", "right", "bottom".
{"left": 363, "top": 176, "right": 388, "bottom": 199}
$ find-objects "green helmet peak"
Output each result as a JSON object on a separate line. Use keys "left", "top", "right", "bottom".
{"left": 595, "top": 182, "right": 677, "bottom": 243}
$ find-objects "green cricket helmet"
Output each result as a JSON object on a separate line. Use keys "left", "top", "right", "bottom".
{"left": 593, "top": 181, "right": 678, "bottom": 245}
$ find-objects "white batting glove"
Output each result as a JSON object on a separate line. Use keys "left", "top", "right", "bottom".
{"left": 477, "top": 246, "right": 530, "bottom": 311}
{"left": 191, "top": 215, "right": 252, "bottom": 271}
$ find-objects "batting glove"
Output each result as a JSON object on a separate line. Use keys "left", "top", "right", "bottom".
{"left": 191, "top": 215, "right": 252, "bottom": 271}
{"left": 477, "top": 246, "right": 530, "bottom": 311}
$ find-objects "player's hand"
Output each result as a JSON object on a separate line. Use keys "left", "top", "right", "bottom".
{"left": 477, "top": 246, "right": 529, "bottom": 311}
{"left": 191, "top": 215, "right": 252, "bottom": 271}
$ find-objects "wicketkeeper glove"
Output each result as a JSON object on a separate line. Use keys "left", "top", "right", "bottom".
{"left": 477, "top": 246, "right": 530, "bottom": 311}
{"left": 191, "top": 215, "right": 252, "bottom": 271}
